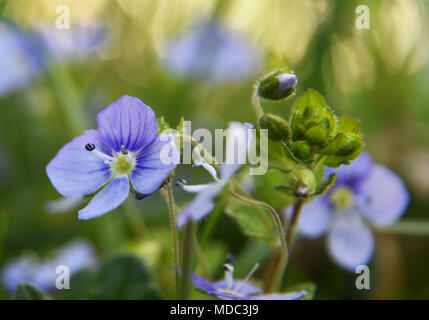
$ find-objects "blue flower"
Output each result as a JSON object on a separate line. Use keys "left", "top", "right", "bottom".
{"left": 1, "top": 240, "right": 96, "bottom": 292}
{"left": 36, "top": 21, "right": 108, "bottom": 62}
{"left": 0, "top": 20, "right": 45, "bottom": 96}
{"left": 46, "top": 95, "right": 178, "bottom": 220}
{"left": 285, "top": 151, "right": 410, "bottom": 271}
{"left": 192, "top": 263, "right": 306, "bottom": 300}
{"left": 176, "top": 122, "right": 253, "bottom": 227}
{"left": 162, "top": 19, "right": 261, "bottom": 84}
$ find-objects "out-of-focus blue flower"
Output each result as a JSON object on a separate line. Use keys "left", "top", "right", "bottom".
{"left": 176, "top": 122, "right": 253, "bottom": 227}
{"left": 46, "top": 95, "right": 179, "bottom": 220}
{"left": 35, "top": 21, "right": 108, "bottom": 62}
{"left": 162, "top": 19, "right": 261, "bottom": 84}
{"left": 192, "top": 263, "right": 306, "bottom": 300}
{"left": 285, "top": 151, "right": 410, "bottom": 271}
{"left": 1, "top": 239, "right": 96, "bottom": 292}
{"left": 0, "top": 21, "right": 45, "bottom": 96}
{"left": 0, "top": 20, "right": 108, "bottom": 97}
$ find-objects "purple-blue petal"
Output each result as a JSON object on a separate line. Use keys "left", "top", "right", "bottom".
{"left": 252, "top": 291, "right": 307, "bottom": 300}
{"left": 213, "top": 280, "right": 261, "bottom": 296}
{"left": 130, "top": 134, "right": 178, "bottom": 195}
{"left": 192, "top": 273, "right": 216, "bottom": 292}
{"left": 356, "top": 165, "right": 410, "bottom": 226}
{"left": 285, "top": 196, "right": 332, "bottom": 238}
{"left": 326, "top": 151, "right": 373, "bottom": 190}
{"left": 78, "top": 176, "right": 129, "bottom": 220}
{"left": 46, "top": 130, "right": 112, "bottom": 197}
{"left": 327, "top": 210, "right": 374, "bottom": 272}
{"left": 176, "top": 181, "right": 225, "bottom": 228}
{"left": 97, "top": 95, "right": 157, "bottom": 153}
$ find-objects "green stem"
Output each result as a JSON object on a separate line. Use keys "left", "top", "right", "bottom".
{"left": 229, "top": 190, "right": 288, "bottom": 292}
{"left": 45, "top": 64, "right": 87, "bottom": 135}
{"left": 123, "top": 198, "right": 147, "bottom": 238}
{"left": 180, "top": 221, "right": 195, "bottom": 300}
{"left": 375, "top": 220, "right": 429, "bottom": 236}
{"left": 252, "top": 90, "right": 264, "bottom": 120}
{"left": 285, "top": 198, "right": 305, "bottom": 249}
{"left": 166, "top": 182, "right": 180, "bottom": 299}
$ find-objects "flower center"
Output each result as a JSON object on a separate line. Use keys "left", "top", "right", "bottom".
{"left": 330, "top": 186, "right": 354, "bottom": 211}
{"left": 85, "top": 143, "right": 136, "bottom": 177}
{"left": 111, "top": 152, "right": 136, "bottom": 176}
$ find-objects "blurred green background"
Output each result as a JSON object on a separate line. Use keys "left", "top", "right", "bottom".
{"left": 1, "top": 0, "right": 429, "bottom": 299}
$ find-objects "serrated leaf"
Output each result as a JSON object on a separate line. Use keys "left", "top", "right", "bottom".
{"left": 13, "top": 281, "right": 51, "bottom": 300}
{"left": 157, "top": 116, "right": 171, "bottom": 134}
{"left": 225, "top": 197, "right": 276, "bottom": 241}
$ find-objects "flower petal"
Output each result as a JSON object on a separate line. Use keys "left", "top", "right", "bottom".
{"left": 78, "top": 176, "right": 129, "bottom": 220}
{"left": 213, "top": 280, "right": 261, "bottom": 296}
{"left": 327, "top": 210, "right": 374, "bottom": 271}
{"left": 253, "top": 291, "right": 307, "bottom": 300}
{"left": 97, "top": 95, "right": 157, "bottom": 153}
{"left": 130, "top": 134, "right": 178, "bottom": 195}
{"left": 285, "top": 197, "right": 332, "bottom": 238}
{"left": 356, "top": 165, "right": 410, "bottom": 226}
{"left": 192, "top": 273, "right": 216, "bottom": 292}
{"left": 221, "top": 122, "right": 254, "bottom": 180}
{"left": 176, "top": 181, "right": 225, "bottom": 228}
{"left": 46, "top": 130, "right": 112, "bottom": 197}
{"left": 325, "top": 151, "right": 373, "bottom": 189}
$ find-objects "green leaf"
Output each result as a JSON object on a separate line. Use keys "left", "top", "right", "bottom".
{"left": 13, "top": 282, "right": 51, "bottom": 300}
{"left": 225, "top": 197, "right": 276, "bottom": 241}
{"left": 157, "top": 116, "right": 171, "bottom": 134}
{"left": 286, "top": 282, "right": 316, "bottom": 300}
{"left": 59, "top": 254, "right": 162, "bottom": 300}
{"left": 315, "top": 173, "right": 337, "bottom": 196}
{"left": 92, "top": 254, "right": 162, "bottom": 300}
{"left": 254, "top": 170, "right": 294, "bottom": 208}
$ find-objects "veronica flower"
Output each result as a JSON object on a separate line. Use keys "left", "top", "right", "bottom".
{"left": 176, "top": 122, "right": 253, "bottom": 227}
{"left": 193, "top": 263, "right": 307, "bottom": 300}
{"left": 46, "top": 95, "right": 178, "bottom": 220}
{"left": 36, "top": 21, "right": 108, "bottom": 62}
{"left": 285, "top": 151, "right": 410, "bottom": 271}
{"left": 1, "top": 240, "right": 96, "bottom": 292}
{"left": 0, "top": 20, "right": 45, "bottom": 96}
{"left": 162, "top": 19, "right": 261, "bottom": 84}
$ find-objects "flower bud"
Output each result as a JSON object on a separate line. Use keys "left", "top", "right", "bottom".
{"left": 290, "top": 168, "right": 316, "bottom": 196}
{"left": 259, "top": 113, "right": 291, "bottom": 142}
{"left": 257, "top": 71, "right": 297, "bottom": 100}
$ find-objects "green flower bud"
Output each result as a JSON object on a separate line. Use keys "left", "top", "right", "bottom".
{"left": 257, "top": 70, "right": 297, "bottom": 100}
{"left": 290, "top": 168, "right": 317, "bottom": 196}
{"left": 259, "top": 114, "right": 291, "bottom": 142}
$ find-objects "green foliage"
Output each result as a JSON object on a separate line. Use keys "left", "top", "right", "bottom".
{"left": 58, "top": 254, "right": 162, "bottom": 300}
{"left": 0, "top": 212, "right": 7, "bottom": 258}
{"left": 225, "top": 197, "right": 276, "bottom": 242}
{"left": 156, "top": 116, "right": 171, "bottom": 134}
{"left": 13, "top": 282, "right": 50, "bottom": 300}
{"left": 254, "top": 169, "right": 294, "bottom": 208}
{"left": 259, "top": 113, "right": 291, "bottom": 142}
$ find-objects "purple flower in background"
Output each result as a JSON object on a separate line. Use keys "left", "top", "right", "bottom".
{"left": 1, "top": 240, "right": 96, "bottom": 292}
{"left": 0, "top": 21, "right": 45, "bottom": 96}
{"left": 162, "top": 19, "right": 261, "bottom": 84}
{"left": 36, "top": 21, "right": 108, "bottom": 62}
{"left": 193, "top": 263, "right": 306, "bottom": 300}
{"left": 46, "top": 95, "right": 178, "bottom": 220}
{"left": 285, "top": 151, "right": 410, "bottom": 271}
{"left": 0, "top": 20, "right": 108, "bottom": 97}
{"left": 176, "top": 122, "right": 253, "bottom": 227}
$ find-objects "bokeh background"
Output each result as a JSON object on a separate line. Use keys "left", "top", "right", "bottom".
{"left": 1, "top": 0, "right": 429, "bottom": 299}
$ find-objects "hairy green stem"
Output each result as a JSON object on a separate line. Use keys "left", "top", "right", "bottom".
{"left": 229, "top": 190, "right": 288, "bottom": 292}
{"left": 180, "top": 221, "right": 195, "bottom": 300}
{"left": 166, "top": 182, "right": 180, "bottom": 299}
{"left": 285, "top": 198, "right": 304, "bottom": 250}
